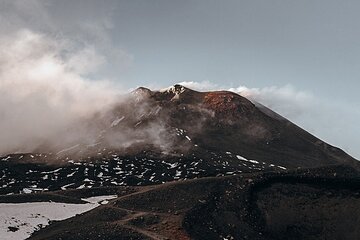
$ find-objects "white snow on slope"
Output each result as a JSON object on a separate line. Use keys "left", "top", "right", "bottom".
{"left": 236, "top": 155, "right": 247, "bottom": 161}
{"left": 236, "top": 155, "right": 259, "bottom": 164}
{"left": 82, "top": 195, "right": 117, "bottom": 204}
{"left": 56, "top": 144, "right": 80, "bottom": 155}
{"left": 111, "top": 116, "right": 125, "bottom": 127}
{"left": 0, "top": 195, "right": 117, "bottom": 240}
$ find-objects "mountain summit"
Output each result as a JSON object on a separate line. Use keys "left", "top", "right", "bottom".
{"left": 1, "top": 84, "right": 358, "bottom": 194}
{"left": 130, "top": 84, "right": 357, "bottom": 168}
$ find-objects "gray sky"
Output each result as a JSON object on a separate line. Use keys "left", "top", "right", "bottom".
{"left": 0, "top": 0, "right": 359, "bottom": 158}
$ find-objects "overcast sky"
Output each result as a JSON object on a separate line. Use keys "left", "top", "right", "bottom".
{"left": 0, "top": 0, "right": 359, "bottom": 159}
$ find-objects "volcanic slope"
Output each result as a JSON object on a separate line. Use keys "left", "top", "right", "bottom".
{"left": 20, "top": 165, "right": 360, "bottom": 240}
{"left": 0, "top": 84, "right": 358, "bottom": 195}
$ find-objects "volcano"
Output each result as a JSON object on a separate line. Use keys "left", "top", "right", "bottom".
{"left": 1, "top": 85, "right": 360, "bottom": 240}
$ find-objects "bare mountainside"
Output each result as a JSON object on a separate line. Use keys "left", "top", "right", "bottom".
{"left": 0, "top": 85, "right": 358, "bottom": 194}
{"left": 1, "top": 85, "right": 360, "bottom": 240}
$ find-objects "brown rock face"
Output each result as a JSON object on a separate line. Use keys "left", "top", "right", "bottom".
{"left": 203, "top": 91, "right": 255, "bottom": 116}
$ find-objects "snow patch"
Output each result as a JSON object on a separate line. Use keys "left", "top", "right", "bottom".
{"left": 0, "top": 195, "right": 117, "bottom": 240}
{"left": 236, "top": 155, "right": 259, "bottom": 164}
{"left": 56, "top": 144, "right": 80, "bottom": 155}
{"left": 277, "top": 165, "right": 287, "bottom": 170}
{"left": 236, "top": 155, "right": 248, "bottom": 161}
{"left": 81, "top": 195, "right": 118, "bottom": 204}
{"left": 110, "top": 116, "right": 125, "bottom": 127}
{"left": 1, "top": 156, "right": 11, "bottom": 161}
{"left": 160, "top": 85, "right": 186, "bottom": 94}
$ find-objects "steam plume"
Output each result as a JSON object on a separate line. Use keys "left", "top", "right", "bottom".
{"left": 0, "top": 29, "right": 120, "bottom": 154}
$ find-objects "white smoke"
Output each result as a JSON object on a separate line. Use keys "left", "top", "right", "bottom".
{"left": 229, "top": 85, "right": 314, "bottom": 119}
{"left": 178, "top": 81, "right": 219, "bottom": 92}
{"left": 0, "top": 29, "right": 121, "bottom": 153}
{"left": 0, "top": 1, "right": 141, "bottom": 155}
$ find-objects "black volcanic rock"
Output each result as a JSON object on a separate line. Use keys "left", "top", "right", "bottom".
{"left": 26, "top": 166, "right": 360, "bottom": 240}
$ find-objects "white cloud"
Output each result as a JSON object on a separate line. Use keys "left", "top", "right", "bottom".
{"left": 229, "top": 85, "right": 314, "bottom": 119}
{"left": 178, "top": 81, "right": 219, "bottom": 91}
{"left": 0, "top": 0, "right": 133, "bottom": 78}
{"left": 0, "top": 29, "right": 120, "bottom": 153}
{"left": 65, "top": 46, "right": 106, "bottom": 75}
{"left": 0, "top": 1, "right": 138, "bottom": 154}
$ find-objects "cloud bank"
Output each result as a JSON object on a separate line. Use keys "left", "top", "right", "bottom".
{"left": 0, "top": 1, "right": 135, "bottom": 154}
{"left": 0, "top": 29, "right": 122, "bottom": 154}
